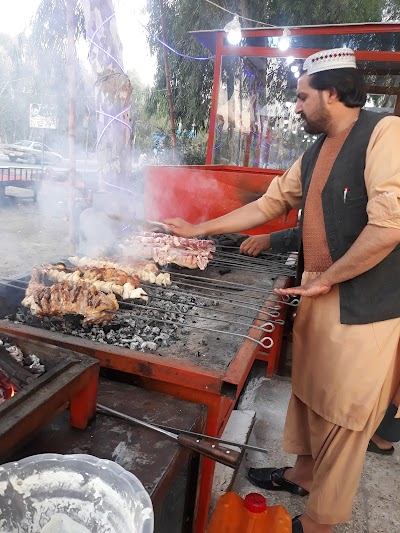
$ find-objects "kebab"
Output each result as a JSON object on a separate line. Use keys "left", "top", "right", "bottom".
{"left": 21, "top": 262, "right": 148, "bottom": 325}
{"left": 41, "top": 263, "right": 149, "bottom": 301}
{"left": 120, "top": 232, "right": 216, "bottom": 270}
{"left": 69, "top": 256, "right": 171, "bottom": 285}
{"left": 22, "top": 279, "right": 119, "bottom": 325}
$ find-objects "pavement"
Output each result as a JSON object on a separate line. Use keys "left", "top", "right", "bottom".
{"left": 231, "top": 375, "right": 400, "bottom": 532}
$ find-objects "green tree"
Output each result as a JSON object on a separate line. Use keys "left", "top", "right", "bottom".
{"left": 28, "top": 0, "right": 132, "bottom": 185}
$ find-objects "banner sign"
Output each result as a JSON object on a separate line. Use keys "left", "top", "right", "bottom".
{"left": 30, "top": 104, "right": 58, "bottom": 129}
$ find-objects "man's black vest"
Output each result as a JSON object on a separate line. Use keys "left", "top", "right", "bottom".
{"left": 298, "top": 109, "right": 400, "bottom": 325}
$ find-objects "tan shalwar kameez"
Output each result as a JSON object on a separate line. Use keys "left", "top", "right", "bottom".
{"left": 256, "top": 116, "right": 400, "bottom": 525}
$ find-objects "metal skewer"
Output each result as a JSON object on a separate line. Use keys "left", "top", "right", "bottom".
{"left": 114, "top": 313, "right": 274, "bottom": 349}
{"left": 97, "top": 404, "right": 242, "bottom": 468}
{"left": 118, "top": 301, "right": 276, "bottom": 333}
{"left": 97, "top": 404, "right": 269, "bottom": 455}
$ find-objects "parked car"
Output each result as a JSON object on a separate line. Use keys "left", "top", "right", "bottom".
{"left": 2, "top": 140, "right": 63, "bottom": 165}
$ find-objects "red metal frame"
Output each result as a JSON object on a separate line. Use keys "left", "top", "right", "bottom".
{"left": 0, "top": 274, "right": 291, "bottom": 532}
{"left": 204, "top": 23, "right": 400, "bottom": 163}
{"left": 144, "top": 164, "right": 298, "bottom": 236}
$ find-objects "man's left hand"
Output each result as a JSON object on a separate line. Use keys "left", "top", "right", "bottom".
{"left": 275, "top": 276, "right": 332, "bottom": 299}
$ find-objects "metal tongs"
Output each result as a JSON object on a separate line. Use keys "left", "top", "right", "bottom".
{"left": 97, "top": 404, "right": 268, "bottom": 469}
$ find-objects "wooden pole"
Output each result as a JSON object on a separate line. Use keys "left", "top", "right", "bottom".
{"left": 159, "top": 0, "right": 177, "bottom": 162}
{"left": 67, "top": 0, "right": 77, "bottom": 253}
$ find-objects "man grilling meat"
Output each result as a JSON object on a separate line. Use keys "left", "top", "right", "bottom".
{"left": 164, "top": 48, "right": 400, "bottom": 533}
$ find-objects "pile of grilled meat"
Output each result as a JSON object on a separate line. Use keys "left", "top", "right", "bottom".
{"left": 21, "top": 234, "right": 215, "bottom": 326}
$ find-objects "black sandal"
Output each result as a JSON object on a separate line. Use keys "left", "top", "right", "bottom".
{"left": 367, "top": 440, "right": 394, "bottom": 455}
{"left": 292, "top": 516, "right": 304, "bottom": 532}
{"left": 247, "top": 466, "right": 309, "bottom": 496}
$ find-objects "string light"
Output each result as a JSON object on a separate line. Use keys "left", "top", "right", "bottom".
{"left": 95, "top": 106, "right": 132, "bottom": 150}
{"left": 138, "top": 20, "right": 215, "bottom": 60}
{"left": 205, "top": 0, "right": 273, "bottom": 27}
{"left": 87, "top": 19, "right": 125, "bottom": 73}
{"left": 88, "top": 13, "right": 116, "bottom": 57}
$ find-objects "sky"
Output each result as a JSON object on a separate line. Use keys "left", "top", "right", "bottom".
{"left": 0, "top": 0, "right": 156, "bottom": 85}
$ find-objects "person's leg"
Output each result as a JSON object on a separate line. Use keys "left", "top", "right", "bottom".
{"left": 283, "top": 455, "right": 314, "bottom": 492}
{"left": 369, "top": 432, "right": 394, "bottom": 451}
{"left": 248, "top": 394, "right": 315, "bottom": 493}
{"left": 298, "top": 343, "right": 400, "bottom": 533}
{"left": 369, "top": 383, "right": 400, "bottom": 451}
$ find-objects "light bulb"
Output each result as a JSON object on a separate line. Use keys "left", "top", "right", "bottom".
{"left": 290, "top": 65, "right": 298, "bottom": 73}
{"left": 278, "top": 28, "right": 291, "bottom": 51}
{"left": 286, "top": 56, "right": 294, "bottom": 65}
{"left": 224, "top": 15, "right": 242, "bottom": 45}
{"left": 227, "top": 30, "right": 242, "bottom": 45}
{"left": 294, "top": 71, "right": 300, "bottom": 78}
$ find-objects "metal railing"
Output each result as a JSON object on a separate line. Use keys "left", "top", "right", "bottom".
{"left": 0, "top": 167, "right": 42, "bottom": 184}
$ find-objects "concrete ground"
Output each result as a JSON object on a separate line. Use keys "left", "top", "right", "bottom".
{"left": 232, "top": 376, "right": 400, "bottom": 532}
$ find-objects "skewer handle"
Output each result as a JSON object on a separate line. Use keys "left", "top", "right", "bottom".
{"left": 177, "top": 434, "right": 241, "bottom": 468}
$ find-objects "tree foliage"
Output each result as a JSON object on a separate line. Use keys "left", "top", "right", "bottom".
{"left": 146, "top": 0, "right": 399, "bottom": 132}
{"left": 28, "top": 0, "right": 93, "bottom": 153}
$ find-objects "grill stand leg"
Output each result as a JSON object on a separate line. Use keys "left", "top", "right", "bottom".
{"left": 69, "top": 366, "right": 99, "bottom": 429}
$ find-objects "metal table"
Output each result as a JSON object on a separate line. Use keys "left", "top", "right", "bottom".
{"left": 8, "top": 377, "right": 206, "bottom": 533}
{"left": 0, "top": 265, "right": 293, "bottom": 532}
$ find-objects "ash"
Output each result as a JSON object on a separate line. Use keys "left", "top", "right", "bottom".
{"left": 12, "top": 284, "right": 207, "bottom": 353}
{"left": 0, "top": 335, "right": 46, "bottom": 375}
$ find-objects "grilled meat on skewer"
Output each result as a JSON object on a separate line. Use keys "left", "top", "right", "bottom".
{"left": 69, "top": 256, "right": 171, "bottom": 285}
{"left": 40, "top": 264, "right": 148, "bottom": 301}
{"left": 120, "top": 232, "right": 216, "bottom": 270}
{"left": 22, "top": 280, "right": 119, "bottom": 325}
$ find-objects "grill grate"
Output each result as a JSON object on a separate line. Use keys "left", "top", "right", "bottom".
{"left": 0, "top": 246, "right": 298, "bottom": 371}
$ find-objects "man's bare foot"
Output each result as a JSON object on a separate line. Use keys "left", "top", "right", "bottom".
{"left": 298, "top": 514, "right": 333, "bottom": 533}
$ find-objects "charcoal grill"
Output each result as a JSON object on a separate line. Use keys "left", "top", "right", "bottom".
{"left": 0, "top": 332, "right": 99, "bottom": 461}
{"left": 0, "top": 243, "right": 296, "bottom": 532}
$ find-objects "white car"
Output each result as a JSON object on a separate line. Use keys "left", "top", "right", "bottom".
{"left": 3, "top": 140, "right": 63, "bottom": 165}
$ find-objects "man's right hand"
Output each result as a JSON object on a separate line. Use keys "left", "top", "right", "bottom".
{"left": 163, "top": 217, "right": 200, "bottom": 238}
{"left": 240, "top": 234, "right": 271, "bottom": 256}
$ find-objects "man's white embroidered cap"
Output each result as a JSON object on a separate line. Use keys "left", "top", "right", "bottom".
{"left": 303, "top": 48, "right": 357, "bottom": 75}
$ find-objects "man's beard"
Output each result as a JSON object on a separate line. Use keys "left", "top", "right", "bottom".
{"left": 301, "top": 104, "right": 331, "bottom": 135}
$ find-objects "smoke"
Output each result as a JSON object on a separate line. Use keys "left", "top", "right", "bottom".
{"left": 143, "top": 166, "right": 262, "bottom": 231}
{"left": 0, "top": 182, "right": 69, "bottom": 277}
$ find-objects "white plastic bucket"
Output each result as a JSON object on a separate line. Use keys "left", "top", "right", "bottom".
{"left": 0, "top": 454, "right": 154, "bottom": 533}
